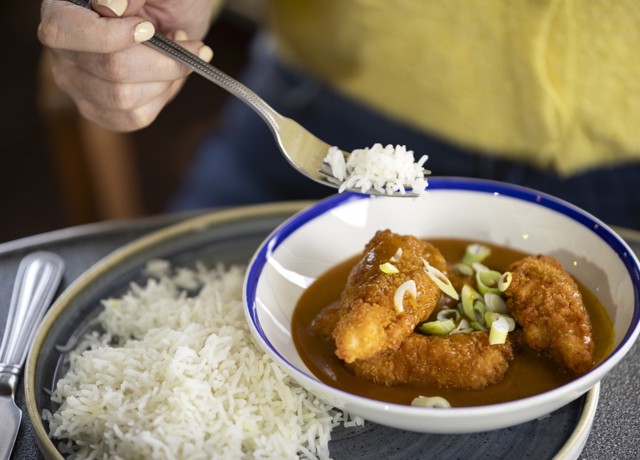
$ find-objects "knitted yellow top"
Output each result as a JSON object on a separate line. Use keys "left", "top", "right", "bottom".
{"left": 266, "top": 0, "right": 640, "bottom": 175}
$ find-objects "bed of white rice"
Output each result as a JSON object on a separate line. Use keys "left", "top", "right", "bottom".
{"left": 44, "top": 260, "right": 361, "bottom": 459}
{"left": 323, "top": 143, "right": 429, "bottom": 195}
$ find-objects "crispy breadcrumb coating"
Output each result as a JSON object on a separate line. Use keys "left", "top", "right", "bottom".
{"left": 347, "top": 332, "right": 513, "bottom": 389}
{"left": 332, "top": 230, "right": 446, "bottom": 363}
{"left": 505, "top": 255, "right": 594, "bottom": 374}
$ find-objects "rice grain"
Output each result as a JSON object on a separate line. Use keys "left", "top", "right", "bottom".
{"left": 45, "top": 261, "right": 361, "bottom": 459}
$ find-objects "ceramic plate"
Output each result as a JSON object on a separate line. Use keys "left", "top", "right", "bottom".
{"left": 25, "top": 201, "right": 598, "bottom": 459}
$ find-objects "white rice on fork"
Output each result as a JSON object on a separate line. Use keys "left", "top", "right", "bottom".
{"left": 323, "top": 143, "right": 429, "bottom": 195}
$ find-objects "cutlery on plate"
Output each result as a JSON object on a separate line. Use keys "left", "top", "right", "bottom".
{"left": 64, "top": 0, "right": 425, "bottom": 197}
{"left": 0, "top": 252, "right": 64, "bottom": 460}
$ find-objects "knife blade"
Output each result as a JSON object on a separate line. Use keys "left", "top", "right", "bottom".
{"left": 0, "top": 252, "right": 64, "bottom": 460}
{"left": 0, "top": 390, "right": 21, "bottom": 458}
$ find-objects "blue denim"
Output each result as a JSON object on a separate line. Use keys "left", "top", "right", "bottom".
{"left": 170, "top": 35, "right": 640, "bottom": 230}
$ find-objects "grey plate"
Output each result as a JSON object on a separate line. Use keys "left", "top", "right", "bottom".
{"left": 24, "top": 202, "right": 598, "bottom": 459}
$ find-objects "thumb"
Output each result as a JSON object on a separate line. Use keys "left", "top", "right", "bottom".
{"left": 91, "top": 0, "right": 148, "bottom": 17}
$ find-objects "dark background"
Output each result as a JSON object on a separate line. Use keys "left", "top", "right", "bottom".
{"left": 0, "top": 2, "right": 259, "bottom": 244}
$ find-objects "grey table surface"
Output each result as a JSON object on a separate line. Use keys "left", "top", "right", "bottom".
{"left": 1, "top": 212, "right": 639, "bottom": 460}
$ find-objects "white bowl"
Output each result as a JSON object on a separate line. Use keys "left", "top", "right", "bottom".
{"left": 243, "top": 177, "right": 640, "bottom": 433}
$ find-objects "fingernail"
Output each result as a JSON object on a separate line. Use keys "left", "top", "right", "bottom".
{"left": 134, "top": 21, "right": 155, "bottom": 42}
{"left": 198, "top": 45, "right": 214, "bottom": 62}
{"left": 174, "top": 29, "right": 188, "bottom": 41}
{"left": 97, "top": 0, "right": 128, "bottom": 17}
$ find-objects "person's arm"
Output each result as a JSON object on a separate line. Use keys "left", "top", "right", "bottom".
{"left": 38, "top": 0, "right": 220, "bottom": 131}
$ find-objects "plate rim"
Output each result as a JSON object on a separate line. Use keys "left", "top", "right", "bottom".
{"left": 553, "top": 382, "right": 600, "bottom": 460}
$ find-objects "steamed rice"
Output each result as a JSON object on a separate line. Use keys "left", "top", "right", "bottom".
{"left": 323, "top": 143, "right": 429, "bottom": 195}
{"left": 44, "top": 261, "right": 361, "bottom": 459}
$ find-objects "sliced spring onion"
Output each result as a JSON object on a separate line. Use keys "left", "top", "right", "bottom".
{"left": 379, "top": 262, "right": 400, "bottom": 274}
{"left": 389, "top": 248, "right": 403, "bottom": 263}
{"left": 418, "top": 319, "right": 456, "bottom": 335}
{"left": 485, "top": 312, "right": 516, "bottom": 332}
{"left": 498, "top": 271, "right": 513, "bottom": 292}
{"left": 436, "top": 308, "right": 460, "bottom": 322}
{"left": 411, "top": 395, "right": 451, "bottom": 408}
{"left": 461, "top": 284, "right": 483, "bottom": 322}
{"left": 473, "top": 263, "right": 503, "bottom": 295}
{"left": 453, "top": 262, "right": 474, "bottom": 277}
{"left": 471, "top": 321, "right": 488, "bottom": 331}
{"left": 462, "top": 243, "right": 491, "bottom": 265}
{"left": 483, "top": 292, "right": 507, "bottom": 313}
{"left": 484, "top": 311, "right": 499, "bottom": 328}
{"left": 393, "top": 279, "right": 417, "bottom": 313}
{"left": 471, "top": 262, "right": 490, "bottom": 273}
{"left": 489, "top": 316, "right": 510, "bottom": 344}
{"left": 421, "top": 258, "right": 459, "bottom": 300}
{"left": 451, "top": 318, "right": 473, "bottom": 334}
{"left": 473, "top": 299, "right": 486, "bottom": 321}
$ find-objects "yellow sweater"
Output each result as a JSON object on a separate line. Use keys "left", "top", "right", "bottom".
{"left": 267, "top": 0, "right": 640, "bottom": 175}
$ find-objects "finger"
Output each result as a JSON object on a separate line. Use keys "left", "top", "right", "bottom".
{"left": 52, "top": 38, "right": 211, "bottom": 83}
{"left": 39, "top": 0, "right": 155, "bottom": 52}
{"left": 75, "top": 79, "right": 186, "bottom": 131}
{"left": 52, "top": 58, "right": 174, "bottom": 112}
{"left": 91, "top": 0, "right": 134, "bottom": 18}
{"left": 89, "top": 0, "right": 150, "bottom": 18}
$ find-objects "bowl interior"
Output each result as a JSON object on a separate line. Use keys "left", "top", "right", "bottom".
{"left": 245, "top": 178, "right": 640, "bottom": 430}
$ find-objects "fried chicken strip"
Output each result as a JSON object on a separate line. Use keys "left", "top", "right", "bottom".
{"left": 332, "top": 230, "right": 446, "bottom": 363}
{"left": 347, "top": 332, "right": 513, "bottom": 390}
{"left": 504, "top": 255, "right": 594, "bottom": 374}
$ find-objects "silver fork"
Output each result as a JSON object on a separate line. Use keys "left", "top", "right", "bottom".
{"left": 65, "top": 0, "right": 422, "bottom": 197}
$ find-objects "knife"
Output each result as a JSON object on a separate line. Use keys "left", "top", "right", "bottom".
{"left": 0, "top": 252, "right": 64, "bottom": 460}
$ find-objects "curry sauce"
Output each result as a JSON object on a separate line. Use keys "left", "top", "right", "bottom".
{"left": 292, "top": 238, "right": 614, "bottom": 407}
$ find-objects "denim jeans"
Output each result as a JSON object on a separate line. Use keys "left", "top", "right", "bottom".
{"left": 170, "top": 35, "right": 640, "bottom": 230}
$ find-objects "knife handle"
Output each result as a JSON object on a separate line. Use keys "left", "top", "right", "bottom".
{"left": 0, "top": 252, "right": 64, "bottom": 375}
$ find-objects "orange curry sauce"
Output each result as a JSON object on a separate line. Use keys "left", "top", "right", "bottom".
{"left": 292, "top": 239, "right": 614, "bottom": 407}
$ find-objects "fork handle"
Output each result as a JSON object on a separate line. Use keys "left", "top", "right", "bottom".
{"left": 145, "top": 34, "right": 283, "bottom": 129}
{"left": 64, "top": 0, "right": 283, "bottom": 134}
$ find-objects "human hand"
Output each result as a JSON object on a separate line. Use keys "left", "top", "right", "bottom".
{"left": 38, "top": 0, "right": 217, "bottom": 131}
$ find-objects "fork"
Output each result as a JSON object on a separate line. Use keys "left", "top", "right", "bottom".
{"left": 65, "top": 0, "right": 422, "bottom": 197}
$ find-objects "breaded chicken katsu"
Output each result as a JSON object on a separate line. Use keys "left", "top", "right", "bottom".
{"left": 332, "top": 230, "right": 447, "bottom": 363}
{"left": 504, "top": 255, "right": 595, "bottom": 374}
{"left": 347, "top": 332, "right": 513, "bottom": 389}
{"left": 309, "top": 231, "right": 599, "bottom": 401}
{"left": 315, "top": 303, "right": 512, "bottom": 389}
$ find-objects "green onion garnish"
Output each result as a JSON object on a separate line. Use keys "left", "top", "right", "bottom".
{"left": 393, "top": 279, "right": 417, "bottom": 313}
{"left": 379, "top": 262, "right": 400, "bottom": 274}
{"left": 473, "top": 263, "right": 503, "bottom": 295}
{"left": 389, "top": 248, "right": 403, "bottom": 263}
{"left": 462, "top": 244, "right": 491, "bottom": 265}
{"left": 453, "top": 262, "right": 474, "bottom": 277}
{"left": 437, "top": 308, "right": 460, "bottom": 322}
{"left": 461, "top": 284, "right": 483, "bottom": 322}
{"left": 414, "top": 242, "right": 516, "bottom": 345}
{"left": 489, "top": 316, "right": 510, "bottom": 344}
{"left": 498, "top": 271, "right": 513, "bottom": 292}
{"left": 411, "top": 395, "right": 451, "bottom": 408}
{"left": 484, "top": 312, "right": 516, "bottom": 331}
{"left": 422, "top": 258, "right": 459, "bottom": 300}
{"left": 418, "top": 319, "right": 456, "bottom": 335}
{"left": 483, "top": 292, "right": 507, "bottom": 313}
